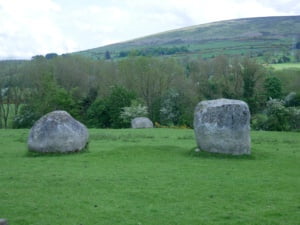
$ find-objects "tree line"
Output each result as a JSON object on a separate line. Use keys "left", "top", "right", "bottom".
{"left": 0, "top": 54, "right": 299, "bottom": 130}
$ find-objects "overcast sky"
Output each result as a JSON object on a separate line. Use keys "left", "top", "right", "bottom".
{"left": 0, "top": 0, "right": 299, "bottom": 59}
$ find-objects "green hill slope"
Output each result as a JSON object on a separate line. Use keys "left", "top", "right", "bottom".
{"left": 75, "top": 16, "right": 300, "bottom": 61}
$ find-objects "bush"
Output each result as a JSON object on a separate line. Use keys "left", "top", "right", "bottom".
{"left": 86, "top": 86, "right": 136, "bottom": 128}
{"left": 289, "top": 107, "right": 300, "bottom": 131}
{"left": 120, "top": 101, "right": 148, "bottom": 123}
{"left": 86, "top": 99, "right": 110, "bottom": 128}
{"left": 13, "top": 105, "right": 40, "bottom": 128}
{"left": 284, "top": 92, "right": 300, "bottom": 107}
{"left": 252, "top": 99, "right": 300, "bottom": 131}
{"left": 106, "top": 86, "right": 137, "bottom": 128}
{"left": 160, "top": 89, "right": 181, "bottom": 126}
{"left": 264, "top": 76, "right": 282, "bottom": 99}
{"left": 265, "top": 99, "right": 291, "bottom": 131}
{"left": 251, "top": 113, "right": 268, "bottom": 130}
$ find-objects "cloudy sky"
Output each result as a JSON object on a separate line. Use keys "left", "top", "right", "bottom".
{"left": 0, "top": 0, "right": 299, "bottom": 59}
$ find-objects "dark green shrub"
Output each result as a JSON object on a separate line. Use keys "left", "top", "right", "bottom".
{"left": 265, "top": 99, "right": 291, "bottom": 131}
{"left": 264, "top": 76, "right": 282, "bottom": 99}
{"left": 13, "top": 105, "right": 40, "bottom": 128}
{"left": 289, "top": 107, "right": 300, "bottom": 131}
{"left": 86, "top": 86, "right": 136, "bottom": 128}
{"left": 86, "top": 99, "right": 110, "bottom": 128}
{"left": 106, "top": 86, "right": 136, "bottom": 128}
{"left": 251, "top": 113, "right": 268, "bottom": 130}
{"left": 285, "top": 92, "right": 300, "bottom": 107}
{"left": 252, "top": 99, "right": 300, "bottom": 131}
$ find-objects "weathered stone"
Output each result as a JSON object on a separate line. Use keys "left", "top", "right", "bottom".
{"left": 0, "top": 219, "right": 8, "bottom": 225}
{"left": 131, "top": 117, "right": 153, "bottom": 128}
{"left": 28, "top": 111, "right": 89, "bottom": 153}
{"left": 193, "top": 99, "right": 250, "bottom": 155}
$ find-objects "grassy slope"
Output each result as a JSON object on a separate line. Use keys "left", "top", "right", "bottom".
{"left": 269, "top": 63, "right": 300, "bottom": 70}
{"left": 266, "top": 63, "right": 300, "bottom": 94}
{"left": 76, "top": 16, "right": 300, "bottom": 59}
{"left": 0, "top": 128, "right": 299, "bottom": 225}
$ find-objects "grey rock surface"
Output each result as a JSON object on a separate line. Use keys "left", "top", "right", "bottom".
{"left": 28, "top": 111, "right": 89, "bottom": 153}
{"left": 0, "top": 219, "right": 8, "bottom": 225}
{"left": 131, "top": 117, "right": 153, "bottom": 128}
{"left": 193, "top": 99, "right": 250, "bottom": 155}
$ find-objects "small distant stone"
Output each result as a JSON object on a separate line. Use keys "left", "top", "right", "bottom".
{"left": 28, "top": 111, "right": 89, "bottom": 153}
{"left": 194, "top": 98, "right": 250, "bottom": 155}
{"left": 131, "top": 117, "right": 153, "bottom": 128}
{"left": 0, "top": 219, "right": 8, "bottom": 225}
{"left": 195, "top": 148, "right": 201, "bottom": 153}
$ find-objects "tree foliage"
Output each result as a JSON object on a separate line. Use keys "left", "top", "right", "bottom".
{"left": 120, "top": 101, "right": 148, "bottom": 123}
{"left": 264, "top": 76, "right": 282, "bottom": 99}
{"left": 0, "top": 54, "right": 298, "bottom": 131}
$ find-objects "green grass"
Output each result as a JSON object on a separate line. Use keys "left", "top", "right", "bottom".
{"left": 269, "top": 63, "right": 300, "bottom": 70}
{"left": 0, "top": 129, "right": 299, "bottom": 225}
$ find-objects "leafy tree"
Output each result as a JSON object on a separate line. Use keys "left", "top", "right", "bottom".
{"left": 160, "top": 89, "right": 181, "bottom": 126}
{"left": 0, "top": 61, "right": 26, "bottom": 128}
{"left": 240, "top": 58, "right": 265, "bottom": 113}
{"left": 295, "top": 50, "right": 300, "bottom": 62}
{"left": 13, "top": 74, "right": 75, "bottom": 128}
{"left": 120, "top": 101, "right": 148, "bottom": 124}
{"left": 77, "top": 88, "right": 98, "bottom": 122}
{"left": 251, "top": 99, "right": 296, "bottom": 131}
{"left": 51, "top": 55, "right": 91, "bottom": 99}
{"left": 13, "top": 105, "right": 39, "bottom": 128}
{"left": 105, "top": 51, "right": 111, "bottom": 60}
{"left": 86, "top": 86, "right": 137, "bottom": 128}
{"left": 86, "top": 99, "right": 110, "bottom": 128}
{"left": 45, "top": 53, "right": 58, "bottom": 60}
{"left": 106, "top": 86, "right": 136, "bottom": 128}
{"left": 0, "top": 86, "right": 12, "bottom": 128}
{"left": 264, "top": 76, "right": 282, "bottom": 99}
{"left": 118, "top": 57, "right": 182, "bottom": 121}
{"left": 264, "top": 99, "right": 292, "bottom": 131}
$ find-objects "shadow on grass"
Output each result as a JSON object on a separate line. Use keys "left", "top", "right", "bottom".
{"left": 111, "top": 145, "right": 258, "bottom": 161}
{"left": 111, "top": 145, "right": 187, "bottom": 153}
{"left": 25, "top": 144, "right": 262, "bottom": 161}
{"left": 25, "top": 145, "right": 90, "bottom": 157}
{"left": 188, "top": 148, "right": 256, "bottom": 160}
{"left": 90, "top": 133, "right": 155, "bottom": 142}
{"left": 101, "top": 145, "right": 261, "bottom": 161}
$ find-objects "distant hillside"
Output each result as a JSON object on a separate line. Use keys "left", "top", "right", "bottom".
{"left": 75, "top": 16, "right": 300, "bottom": 62}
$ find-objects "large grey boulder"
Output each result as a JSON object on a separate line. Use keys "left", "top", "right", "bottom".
{"left": 28, "top": 111, "right": 89, "bottom": 153}
{"left": 131, "top": 117, "right": 153, "bottom": 128}
{"left": 0, "top": 219, "right": 8, "bottom": 225}
{"left": 194, "top": 99, "right": 250, "bottom": 155}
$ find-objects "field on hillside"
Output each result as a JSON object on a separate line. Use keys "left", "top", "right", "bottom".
{"left": 269, "top": 63, "right": 300, "bottom": 70}
{"left": 77, "top": 16, "right": 300, "bottom": 60}
{"left": 0, "top": 129, "right": 299, "bottom": 225}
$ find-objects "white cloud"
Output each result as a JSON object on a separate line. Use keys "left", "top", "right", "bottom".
{"left": 0, "top": 0, "right": 299, "bottom": 59}
{"left": 0, "top": 0, "right": 75, "bottom": 58}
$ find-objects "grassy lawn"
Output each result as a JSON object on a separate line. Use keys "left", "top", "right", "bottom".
{"left": 0, "top": 128, "right": 299, "bottom": 225}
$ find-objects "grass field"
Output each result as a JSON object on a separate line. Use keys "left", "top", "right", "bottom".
{"left": 0, "top": 128, "right": 299, "bottom": 225}
{"left": 269, "top": 63, "right": 300, "bottom": 70}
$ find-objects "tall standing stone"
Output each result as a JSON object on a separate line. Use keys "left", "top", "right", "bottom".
{"left": 28, "top": 111, "right": 89, "bottom": 153}
{"left": 193, "top": 99, "right": 250, "bottom": 155}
